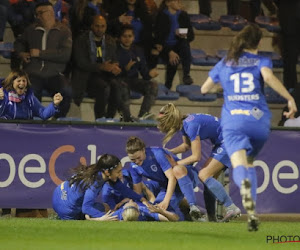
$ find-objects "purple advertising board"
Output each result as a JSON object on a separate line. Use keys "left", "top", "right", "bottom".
{"left": 0, "top": 123, "right": 299, "bottom": 213}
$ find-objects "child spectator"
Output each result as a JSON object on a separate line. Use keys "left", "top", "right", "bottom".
{"left": 152, "top": 0, "right": 194, "bottom": 89}
{"left": 116, "top": 25, "right": 158, "bottom": 120}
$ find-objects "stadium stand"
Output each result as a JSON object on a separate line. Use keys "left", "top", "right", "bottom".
{"left": 255, "top": 16, "right": 280, "bottom": 33}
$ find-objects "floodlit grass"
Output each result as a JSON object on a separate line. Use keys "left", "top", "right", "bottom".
{"left": 0, "top": 218, "right": 299, "bottom": 250}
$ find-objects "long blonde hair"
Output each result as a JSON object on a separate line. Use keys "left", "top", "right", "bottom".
{"left": 157, "top": 103, "right": 182, "bottom": 146}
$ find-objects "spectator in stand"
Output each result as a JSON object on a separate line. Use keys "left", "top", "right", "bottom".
{"left": 198, "top": 0, "right": 240, "bottom": 18}
{"left": 7, "top": 0, "right": 36, "bottom": 38}
{"left": 0, "top": 69, "right": 62, "bottom": 120}
{"left": 0, "top": 0, "right": 9, "bottom": 43}
{"left": 102, "top": 0, "right": 154, "bottom": 65}
{"left": 116, "top": 25, "right": 158, "bottom": 120}
{"left": 277, "top": 0, "right": 300, "bottom": 91}
{"left": 152, "top": 0, "right": 194, "bottom": 90}
{"left": 14, "top": 1, "right": 72, "bottom": 118}
{"left": 70, "top": 0, "right": 104, "bottom": 39}
{"left": 72, "top": 15, "right": 132, "bottom": 121}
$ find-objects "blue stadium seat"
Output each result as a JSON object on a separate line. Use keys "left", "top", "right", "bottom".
{"left": 264, "top": 87, "right": 286, "bottom": 104}
{"left": 130, "top": 91, "right": 143, "bottom": 99}
{"left": 189, "top": 14, "right": 221, "bottom": 30}
{"left": 33, "top": 117, "right": 43, "bottom": 120}
{"left": 95, "top": 117, "right": 120, "bottom": 123}
{"left": 0, "top": 42, "right": 14, "bottom": 59}
{"left": 57, "top": 117, "right": 82, "bottom": 121}
{"left": 176, "top": 84, "right": 200, "bottom": 97}
{"left": 42, "top": 89, "right": 52, "bottom": 97}
{"left": 255, "top": 16, "right": 280, "bottom": 33}
{"left": 187, "top": 91, "right": 217, "bottom": 102}
{"left": 156, "top": 84, "right": 179, "bottom": 100}
{"left": 219, "top": 15, "right": 247, "bottom": 31}
{"left": 191, "top": 49, "right": 219, "bottom": 66}
{"left": 258, "top": 51, "right": 283, "bottom": 68}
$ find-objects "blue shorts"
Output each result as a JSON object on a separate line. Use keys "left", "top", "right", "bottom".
{"left": 222, "top": 121, "right": 270, "bottom": 158}
{"left": 52, "top": 185, "right": 84, "bottom": 220}
{"left": 211, "top": 143, "right": 232, "bottom": 168}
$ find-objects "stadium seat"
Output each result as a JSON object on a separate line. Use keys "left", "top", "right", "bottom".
{"left": 187, "top": 91, "right": 217, "bottom": 102}
{"left": 219, "top": 15, "right": 248, "bottom": 31}
{"left": 33, "top": 117, "right": 43, "bottom": 120}
{"left": 258, "top": 51, "right": 283, "bottom": 68}
{"left": 130, "top": 91, "right": 143, "bottom": 99}
{"left": 189, "top": 14, "right": 221, "bottom": 30}
{"left": 57, "top": 117, "right": 82, "bottom": 121}
{"left": 156, "top": 84, "right": 180, "bottom": 100}
{"left": 255, "top": 16, "right": 280, "bottom": 33}
{"left": 191, "top": 49, "right": 219, "bottom": 66}
{"left": 0, "top": 42, "right": 13, "bottom": 59}
{"left": 176, "top": 84, "right": 200, "bottom": 97}
{"left": 95, "top": 117, "right": 120, "bottom": 123}
{"left": 264, "top": 87, "right": 286, "bottom": 104}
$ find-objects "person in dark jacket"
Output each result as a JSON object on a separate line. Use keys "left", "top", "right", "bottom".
{"left": 151, "top": 0, "right": 194, "bottom": 89}
{"left": 72, "top": 15, "right": 132, "bottom": 121}
{"left": 0, "top": 69, "right": 62, "bottom": 120}
{"left": 116, "top": 25, "right": 158, "bottom": 120}
{"left": 14, "top": 2, "right": 72, "bottom": 118}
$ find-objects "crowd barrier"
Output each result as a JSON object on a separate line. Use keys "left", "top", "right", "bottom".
{"left": 0, "top": 120, "right": 299, "bottom": 213}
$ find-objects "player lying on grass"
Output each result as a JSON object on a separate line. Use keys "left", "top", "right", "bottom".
{"left": 126, "top": 136, "right": 206, "bottom": 222}
{"left": 87, "top": 199, "right": 179, "bottom": 221}
{"left": 101, "top": 168, "right": 161, "bottom": 210}
{"left": 52, "top": 154, "right": 153, "bottom": 220}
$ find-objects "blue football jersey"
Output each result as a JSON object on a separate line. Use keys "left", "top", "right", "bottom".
{"left": 102, "top": 169, "right": 133, "bottom": 209}
{"left": 130, "top": 147, "right": 173, "bottom": 188}
{"left": 181, "top": 113, "right": 223, "bottom": 145}
{"left": 209, "top": 52, "right": 272, "bottom": 126}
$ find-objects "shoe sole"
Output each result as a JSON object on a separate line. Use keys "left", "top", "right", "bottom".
{"left": 220, "top": 210, "right": 241, "bottom": 223}
{"left": 190, "top": 211, "right": 206, "bottom": 222}
{"left": 139, "top": 113, "right": 155, "bottom": 120}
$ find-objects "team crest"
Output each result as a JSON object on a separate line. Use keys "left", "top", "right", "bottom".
{"left": 150, "top": 165, "right": 158, "bottom": 172}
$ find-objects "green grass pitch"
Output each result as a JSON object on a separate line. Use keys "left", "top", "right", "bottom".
{"left": 0, "top": 218, "right": 299, "bottom": 250}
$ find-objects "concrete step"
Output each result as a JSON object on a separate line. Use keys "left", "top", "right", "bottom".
{"left": 42, "top": 95, "right": 285, "bottom": 126}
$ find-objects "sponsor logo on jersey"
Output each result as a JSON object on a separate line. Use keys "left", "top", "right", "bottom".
{"left": 230, "top": 109, "right": 250, "bottom": 115}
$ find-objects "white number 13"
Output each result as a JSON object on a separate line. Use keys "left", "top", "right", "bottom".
{"left": 230, "top": 73, "right": 255, "bottom": 93}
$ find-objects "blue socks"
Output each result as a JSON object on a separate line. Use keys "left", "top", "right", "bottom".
{"left": 247, "top": 167, "right": 257, "bottom": 202}
{"left": 204, "top": 177, "right": 233, "bottom": 207}
{"left": 233, "top": 165, "right": 248, "bottom": 188}
{"left": 177, "top": 175, "right": 196, "bottom": 205}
